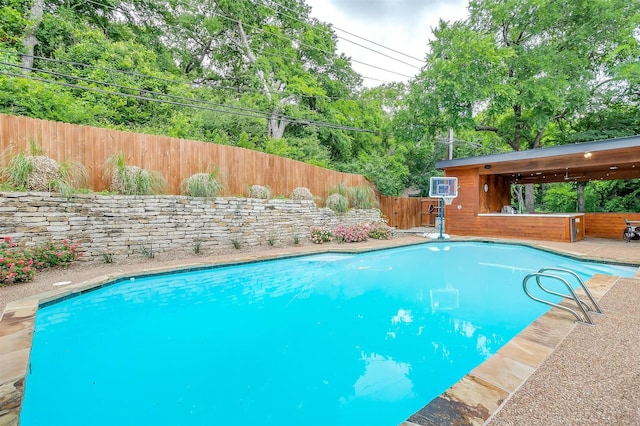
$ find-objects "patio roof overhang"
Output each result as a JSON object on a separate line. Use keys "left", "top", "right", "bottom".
{"left": 435, "top": 136, "right": 640, "bottom": 184}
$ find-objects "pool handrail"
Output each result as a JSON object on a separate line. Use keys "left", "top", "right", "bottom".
{"left": 522, "top": 269, "right": 599, "bottom": 325}
{"left": 536, "top": 267, "right": 603, "bottom": 314}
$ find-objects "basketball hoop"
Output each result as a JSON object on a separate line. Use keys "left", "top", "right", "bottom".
{"left": 428, "top": 176, "right": 458, "bottom": 240}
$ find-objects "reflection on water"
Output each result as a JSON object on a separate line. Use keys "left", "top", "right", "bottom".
{"left": 349, "top": 352, "right": 415, "bottom": 402}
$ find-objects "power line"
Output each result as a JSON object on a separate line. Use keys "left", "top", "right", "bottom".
{"left": 0, "top": 69, "right": 379, "bottom": 133}
{"left": 267, "top": 0, "right": 426, "bottom": 64}
{"left": 261, "top": 0, "right": 421, "bottom": 70}
{"left": 332, "top": 26, "right": 425, "bottom": 64}
{"left": 2, "top": 49, "right": 385, "bottom": 104}
{"left": 80, "top": 0, "right": 413, "bottom": 79}
{"left": 212, "top": 10, "right": 414, "bottom": 79}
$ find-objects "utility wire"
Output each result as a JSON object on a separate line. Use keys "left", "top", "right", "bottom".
{"left": 267, "top": 0, "right": 426, "bottom": 64}
{"left": 4, "top": 49, "right": 389, "bottom": 104}
{"left": 212, "top": 10, "right": 413, "bottom": 79}
{"left": 261, "top": 1, "right": 420, "bottom": 69}
{"left": 0, "top": 69, "right": 378, "bottom": 133}
{"left": 77, "top": 0, "right": 412, "bottom": 78}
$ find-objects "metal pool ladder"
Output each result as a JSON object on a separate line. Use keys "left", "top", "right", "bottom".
{"left": 522, "top": 267, "right": 603, "bottom": 325}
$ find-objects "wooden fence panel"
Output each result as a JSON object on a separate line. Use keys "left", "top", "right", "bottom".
{"left": 380, "top": 196, "right": 435, "bottom": 229}
{"left": 0, "top": 114, "right": 373, "bottom": 198}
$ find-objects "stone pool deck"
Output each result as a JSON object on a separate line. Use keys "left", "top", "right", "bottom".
{"left": 1, "top": 235, "right": 639, "bottom": 425}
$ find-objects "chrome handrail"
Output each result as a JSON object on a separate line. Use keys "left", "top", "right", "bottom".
{"left": 537, "top": 267, "right": 603, "bottom": 314}
{"left": 522, "top": 271, "right": 595, "bottom": 325}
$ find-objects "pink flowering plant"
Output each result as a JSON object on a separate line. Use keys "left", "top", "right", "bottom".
{"left": 27, "top": 239, "right": 81, "bottom": 269}
{"left": 368, "top": 220, "right": 393, "bottom": 240}
{"left": 1, "top": 236, "right": 35, "bottom": 284}
{"left": 1, "top": 236, "right": 81, "bottom": 285}
{"left": 310, "top": 226, "right": 333, "bottom": 244}
{"left": 333, "top": 223, "right": 370, "bottom": 243}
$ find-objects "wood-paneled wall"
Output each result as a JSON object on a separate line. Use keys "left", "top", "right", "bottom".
{"left": 584, "top": 213, "right": 640, "bottom": 239}
{"left": 445, "top": 167, "right": 587, "bottom": 242}
{"left": 0, "top": 114, "right": 371, "bottom": 197}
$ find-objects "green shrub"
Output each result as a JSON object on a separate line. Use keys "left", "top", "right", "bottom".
{"left": 0, "top": 148, "right": 87, "bottom": 196}
{"left": 248, "top": 184, "right": 272, "bottom": 199}
{"left": 1, "top": 236, "right": 81, "bottom": 285}
{"left": 333, "top": 223, "right": 370, "bottom": 243}
{"left": 106, "top": 153, "right": 167, "bottom": 195}
{"left": 290, "top": 187, "right": 313, "bottom": 200}
{"left": 329, "top": 182, "right": 348, "bottom": 197}
{"left": 349, "top": 185, "right": 379, "bottom": 209}
{"left": 325, "top": 193, "right": 348, "bottom": 213}
{"left": 1, "top": 151, "right": 32, "bottom": 189}
{"left": 368, "top": 221, "right": 393, "bottom": 239}
{"left": 310, "top": 226, "right": 333, "bottom": 244}
{"left": 181, "top": 172, "right": 220, "bottom": 197}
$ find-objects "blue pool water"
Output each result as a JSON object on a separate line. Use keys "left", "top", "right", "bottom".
{"left": 20, "top": 242, "right": 636, "bottom": 426}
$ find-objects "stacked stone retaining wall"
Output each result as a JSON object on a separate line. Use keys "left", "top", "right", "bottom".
{"left": 0, "top": 192, "right": 383, "bottom": 260}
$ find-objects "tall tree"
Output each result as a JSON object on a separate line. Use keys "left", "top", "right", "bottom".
{"left": 159, "top": 0, "right": 361, "bottom": 139}
{"left": 403, "top": 0, "right": 640, "bottom": 208}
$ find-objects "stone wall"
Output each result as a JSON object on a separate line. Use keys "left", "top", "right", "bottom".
{"left": 0, "top": 192, "right": 383, "bottom": 260}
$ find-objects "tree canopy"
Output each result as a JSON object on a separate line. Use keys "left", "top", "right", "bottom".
{"left": 1, "top": 0, "right": 639, "bottom": 203}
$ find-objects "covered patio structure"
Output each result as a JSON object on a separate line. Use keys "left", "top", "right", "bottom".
{"left": 435, "top": 136, "right": 640, "bottom": 242}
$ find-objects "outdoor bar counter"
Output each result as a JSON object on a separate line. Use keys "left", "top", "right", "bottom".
{"left": 471, "top": 213, "right": 586, "bottom": 242}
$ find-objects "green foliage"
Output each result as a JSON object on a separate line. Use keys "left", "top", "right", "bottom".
{"left": 1, "top": 150, "right": 32, "bottom": 189}
{"left": 193, "top": 239, "right": 202, "bottom": 254}
{"left": 106, "top": 153, "right": 167, "bottom": 195}
{"left": 406, "top": 0, "right": 640, "bottom": 153}
{"left": 181, "top": 172, "right": 221, "bottom": 197}
{"left": 0, "top": 3, "right": 26, "bottom": 49}
{"left": 248, "top": 184, "right": 272, "bottom": 199}
{"left": 231, "top": 236, "right": 242, "bottom": 249}
{"left": 346, "top": 153, "right": 409, "bottom": 196}
{"left": 0, "top": 236, "right": 35, "bottom": 284}
{"left": 325, "top": 192, "right": 348, "bottom": 213}
{"left": 310, "top": 226, "right": 332, "bottom": 244}
{"left": 140, "top": 245, "right": 155, "bottom": 258}
{"left": 540, "top": 183, "right": 577, "bottom": 212}
{"left": 584, "top": 179, "right": 640, "bottom": 212}
{"left": 1, "top": 236, "right": 81, "bottom": 285}
{"left": 348, "top": 185, "right": 379, "bottom": 209}
{"left": 368, "top": 221, "right": 393, "bottom": 240}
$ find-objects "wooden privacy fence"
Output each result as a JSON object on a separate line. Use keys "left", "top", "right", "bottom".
{"left": 0, "top": 114, "right": 372, "bottom": 197}
{"left": 379, "top": 196, "right": 439, "bottom": 229}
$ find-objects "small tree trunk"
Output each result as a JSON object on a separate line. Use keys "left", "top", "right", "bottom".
{"left": 21, "top": 0, "right": 45, "bottom": 72}
{"left": 524, "top": 183, "right": 535, "bottom": 213}
{"left": 268, "top": 107, "right": 288, "bottom": 139}
{"left": 576, "top": 182, "right": 585, "bottom": 212}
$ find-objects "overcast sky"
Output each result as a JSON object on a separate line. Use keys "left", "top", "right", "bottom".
{"left": 305, "top": 0, "right": 469, "bottom": 87}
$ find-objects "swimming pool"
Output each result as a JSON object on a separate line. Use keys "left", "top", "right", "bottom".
{"left": 20, "top": 242, "right": 636, "bottom": 425}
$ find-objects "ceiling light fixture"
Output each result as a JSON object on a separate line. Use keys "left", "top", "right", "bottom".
{"left": 584, "top": 152, "right": 592, "bottom": 159}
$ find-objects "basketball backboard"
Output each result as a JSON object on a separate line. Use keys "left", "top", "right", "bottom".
{"left": 429, "top": 177, "right": 458, "bottom": 198}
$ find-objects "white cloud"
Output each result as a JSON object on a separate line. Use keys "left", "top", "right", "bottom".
{"left": 306, "top": 0, "right": 469, "bottom": 86}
